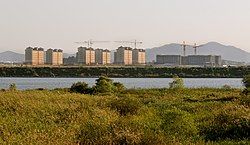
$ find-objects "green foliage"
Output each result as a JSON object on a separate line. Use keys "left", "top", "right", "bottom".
{"left": 169, "top": 75, "right": 184, "bottom": 89}
{"left": 242, "top": 75, "right": 250, "bottom": 96}
{"left": 94, "top": 76, "right": 115, "bottom": 94}
{"left": 113, "top": 82, "right": 125, "bottom": 92}
{"left": 9, "top": 83, "right": 17, "bottom": 91}
{"left": 109, "top": 96, "right": 141, "bottom": 116}
{"left": 201, "top": 107, "right": 250, "bottom": 141}
{"left": 0, "top": 88, "right": 249, "bottom": 144}
{"left": 160, "top": 109, "right": 198, "bottom": 138}
{"left": 243, "top": 74, "right": 250, "bottom": 88}
{"left": 70, "top": 81, "right": 92, "bottom": 94}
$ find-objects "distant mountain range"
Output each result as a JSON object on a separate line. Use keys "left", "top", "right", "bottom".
{"left": 146, "top": 42, "right": 250, "bottom": 63}
{"left": 0, "top": 42, "right": 249, "bottom": 63}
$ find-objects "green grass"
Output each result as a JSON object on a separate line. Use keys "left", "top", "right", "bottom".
{"left": 0, "top": 88, "right": 249, "bottom": 144}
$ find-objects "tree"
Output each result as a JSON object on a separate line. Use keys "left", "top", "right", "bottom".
{"left": 94, "top": 76, "right": 114, "bottom": 94}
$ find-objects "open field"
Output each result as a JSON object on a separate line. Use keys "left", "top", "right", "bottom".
{"left": 0, "top": 88, "right": 249, "bottom": 144}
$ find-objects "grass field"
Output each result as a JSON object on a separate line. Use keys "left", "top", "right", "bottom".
{"left": 0, "top": 88, "right": 249, "bottom": 144}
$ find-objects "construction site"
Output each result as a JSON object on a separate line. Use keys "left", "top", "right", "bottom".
{"left": 156, "top": 41, "right": 222, "bottom": 67}
{"left": 24, "top": 40, "right": 226, "bottom": 67}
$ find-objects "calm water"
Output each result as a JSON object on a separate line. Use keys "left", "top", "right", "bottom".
{"left": 0, "top": 78, "right": 243, "bottom": 90}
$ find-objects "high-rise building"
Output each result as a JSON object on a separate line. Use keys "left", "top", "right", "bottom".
{"left": 132, "top": 49, "right": 146, "bottom": 64}
{"left": 46, "top": 49, "right": 63, "bottom": 65}
{"left": 114, "top": 46, "right": 133, "bottom": 65}
{"left": 77, "top": 47, "right": 95, "bottom": 65}
{"left": 25, "top": 47, "right": 45, "bottom": 65}
{"left": 95, "top": 49, "right": 111, "bottom": 65}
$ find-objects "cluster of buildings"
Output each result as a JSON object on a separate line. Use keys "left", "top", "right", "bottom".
{"left": 25, "top": 47, "right": 63, "bottom": 65}
{"left": 156, "top": 55, "right": 222, "bottom": 67}
{"left": 25, "top": 46, "right": 146, "bottom": 66}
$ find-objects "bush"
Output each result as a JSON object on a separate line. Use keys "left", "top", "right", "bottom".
{"left": 201, "top": 111, "right": 250, "bottom": 141}
{"left": 109, "top": 97, "right": 141, "bottom": 116}
{"left": 242, "top": 75, "right": 250, "bottom": 95}
{"left": 113, "top": 82, "right": 126, "bottom": 93}
{"left": 243, "top": 74, "right": 250, "bottom": 88}
{"left": 94, "top": 76, "right": 115, "bottom": 94}
{"left": 160, "top": 109, "right": 198, "bottom": 138}
{"left": 169, "top": 76, "right": 184, "bottom": 89}
{"left": 70, "top": 82, "right": 92, "bottom": 94}
{"left": 9, "top": 83, "right": 17, "bottom": 91}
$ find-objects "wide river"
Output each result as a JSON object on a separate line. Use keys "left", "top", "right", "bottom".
{"left": 0, "top": 78, "right": 243, "bottom": 90}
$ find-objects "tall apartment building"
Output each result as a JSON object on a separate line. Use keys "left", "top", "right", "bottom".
{"left": 46, "top": 49, "right": 63, "bottom": 65}
{"left": 77, "top": 47, "right": 95, "bottom": 65}
{"left": 132, "top": 49, "right": 146, "bottom": 65}
{"left": 114, "top": 46, "right": 133, "bottom": 65}
{"left": 25, "top": 47, "right": 45, "bottom": 65}
{"left": 95, "top": 49, "right": 111, "bottom": 65}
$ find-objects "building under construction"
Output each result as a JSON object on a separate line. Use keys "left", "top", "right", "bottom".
{"left": 132, "top": 49, "right": 146, "bottom": 65}
{"left": 77, "top": 47, "right": 95, "bottom": 65}
{"left": 156, "top": 55, "right": 222, "bottom": 67}
{"left": 95, "top": 49, "right": 111, "bottom": 65}
{"left": 25, "top": 47, "right": 45, "bottom": 65}
{"left": 46, "top": 49, "right": 63, "bottom": 65}
{"left": 114, "top": 46, "right": 146, "bottom": 65}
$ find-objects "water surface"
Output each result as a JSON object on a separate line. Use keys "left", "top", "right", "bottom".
{"left": 0, "top": 78, "right": 243, "bottom": 90}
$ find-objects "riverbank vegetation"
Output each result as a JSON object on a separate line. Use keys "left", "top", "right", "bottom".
{"left": 0, "top": 77, "right": 249, "bottom": 144}
{"left": 0, "top": 66, "right": 249, "bottom": 78}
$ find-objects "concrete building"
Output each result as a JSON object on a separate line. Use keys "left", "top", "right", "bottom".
{"left": 95, "top": 49, "right": 111, "bottom": 65}
{"left": 156, "top": 55, "right": 182, "bottom": 65}
{"left": 63, "top": 56, "right": 77, "bottom": 66}
{"left": 46, "top": 49, "right": 63, "bottom": 65}
{"left": 132, "top": 49, "right": 146, "bottom": 65}
{"left": 156, "top": 55, "right": 222, "bottom": 67}
{"left": 25, "top": 47, "right": 45, "bottom": 65}
{"left": 114, "top": 46, "right": 133, "bottom": 65}
{"left": 77, "top": 47, "right": 95, "bottom": 65}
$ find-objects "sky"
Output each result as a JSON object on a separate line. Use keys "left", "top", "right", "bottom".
{"left": 0, "top": 0, "right": 250, "bottom": 53}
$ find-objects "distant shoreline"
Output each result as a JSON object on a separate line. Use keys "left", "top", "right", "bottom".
{"left": 0, "top": 66, "right": 249, "bottom": 78}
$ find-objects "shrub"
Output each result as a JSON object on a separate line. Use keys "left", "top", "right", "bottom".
{"left": 9, "top": 83, "right": 17, "bottom": 91}
{"left": 169, "top": 76, "right": 184, "bottom": 89}
{"left": 94, "top": 76, "right": 115, "bottom": 94}
{"left": 201, "top": 110, "right": 250, "bottom": 141}
{"left": 243, "top": 74, "right": 250, "bottom": 88}
{"left": 160, "top": 109, "right": 198, "bottom": 138}
{"left": 109, "top": 97, "right": 141, "bottom": 116}
{"left": 70, "top": 82, "right": 91, "bottom": 94}
{"left": 242, "top": 75, "right": 250, "bottom": 95}
{"left": 113, "top": 82, "right": 126, "bottom": 93}
{"left": 222, "top": 84, "right": 232, "bottom": 90}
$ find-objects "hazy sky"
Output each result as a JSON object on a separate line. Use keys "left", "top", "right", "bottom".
{"left": 1, "top": 0, "right": 250, "bottom": 53}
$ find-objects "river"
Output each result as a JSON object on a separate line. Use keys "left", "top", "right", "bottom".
{"left": 0, "top": 78, "right": 243, "bottom": 90}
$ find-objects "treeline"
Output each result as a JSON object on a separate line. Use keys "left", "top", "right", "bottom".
{"left": 0, "top": 66, "right": 249, "bottom": 78}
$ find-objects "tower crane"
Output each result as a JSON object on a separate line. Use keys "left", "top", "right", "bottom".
{"left": 181, "top": 41, "right": 192, "bottom": 56}
{"left": 193, "top": 43, "right": 204, "bottom": 55}
{"left": 75, "top": 40, "right": 110, "bottom": 48}
{"left": 114, "top": 40, "right": 142, "bottom": 49}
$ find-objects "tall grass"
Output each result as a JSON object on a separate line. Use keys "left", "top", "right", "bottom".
{"left": 0, "top": 88, "right": 249, "bottom": 144}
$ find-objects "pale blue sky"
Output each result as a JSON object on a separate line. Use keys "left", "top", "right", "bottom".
{"left": 0, "top": 0, "right": 250, "bottom": 53}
